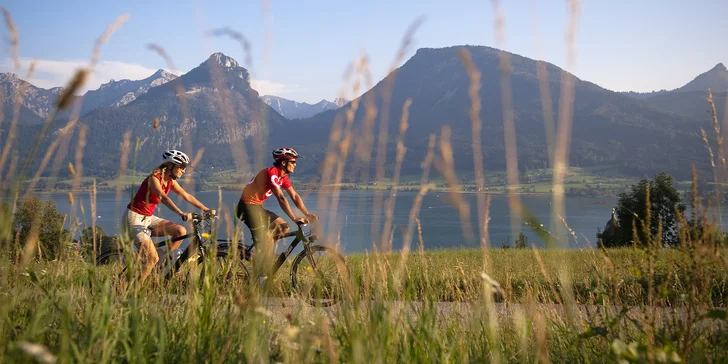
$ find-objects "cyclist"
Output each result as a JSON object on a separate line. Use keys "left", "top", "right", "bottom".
{"left": 121, "top": 149, "right": 214, "bottom": 284}
{"left": 235, "top": 147, "right": 316, "bottom": 251}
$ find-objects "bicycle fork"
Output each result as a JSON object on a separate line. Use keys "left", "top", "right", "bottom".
{"left": 304, "top": 249, "right": 327, "bottom": 282}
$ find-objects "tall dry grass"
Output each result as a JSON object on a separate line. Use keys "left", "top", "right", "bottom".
{"left": 0, "top": 4, "right": 727, "bottom": 363}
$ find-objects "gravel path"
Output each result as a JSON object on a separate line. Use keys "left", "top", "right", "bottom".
{"left": 250, "top": 297, "right": 704, "bottom": 330}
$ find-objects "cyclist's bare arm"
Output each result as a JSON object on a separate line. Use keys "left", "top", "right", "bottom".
{"left": 284, "top": 186, "right": 313, "bottom": 218}
{"left": 271, "top": 185, "right": 300, "bottom": 222}
{"left": 171, "top": 180, "right": 213, "bottom": 213}
{"left": 148, "top": 176, "right": 188, "bottom": 220}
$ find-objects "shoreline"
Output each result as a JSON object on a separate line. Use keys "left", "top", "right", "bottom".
{"left": 16, "top": 185, "right": 626, "bottom": 198}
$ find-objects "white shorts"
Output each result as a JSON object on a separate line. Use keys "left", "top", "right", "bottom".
{"left": 121, "top": 209, "right": 166, "bottom": 246}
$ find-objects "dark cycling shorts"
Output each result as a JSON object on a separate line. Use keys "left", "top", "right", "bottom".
{"left": 235, "top": 200, "right": 280, "bottom": 244}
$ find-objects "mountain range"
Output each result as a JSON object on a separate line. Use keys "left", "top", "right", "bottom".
{"left": 0, "top": 66, "right": 341, "bottom": 124}
{"left": 622, "top": 63, "right": 728, "bottom": 98}
{"left": 0, "top": 68, "right": 177, "bottom": 124}
{"left": 272, "top": 46, "right": 724, "bottom": 180}
{"left": 620, "top": 63, "right": 727, "bottom": 122}
{"left": 1, "top": 46, "right": 726, "bottom": 184}
{"left": 0, "top": 72, "right": 63, "bottom": 125}
{"left": 75, "top": 69, "right": 178, "bottom": 115}
{"left": 261, "top": 95, "right": 347, "bottom": 119}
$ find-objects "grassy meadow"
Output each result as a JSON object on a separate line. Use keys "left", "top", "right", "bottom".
{"left": 1, "top": 238, "right": 728, "bottom": 362}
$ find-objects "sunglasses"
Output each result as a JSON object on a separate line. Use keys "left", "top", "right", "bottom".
{"left": 288, "top": 160, "right": 297, "bottom": 165}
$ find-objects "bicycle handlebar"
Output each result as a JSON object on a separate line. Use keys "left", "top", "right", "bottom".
{"left": 191, "top": 211, "right": 217, "bottom": 222}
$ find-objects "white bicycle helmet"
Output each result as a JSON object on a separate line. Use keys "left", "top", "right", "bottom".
{"left": 272, "top": 147, "right": 299, "bottom": 161}
{"left": 162, "top": 149, "right": 191, "bottom": 166}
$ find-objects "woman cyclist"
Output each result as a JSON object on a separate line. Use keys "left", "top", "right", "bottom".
{"left": 121, "top": 149, "right": 214, "bottom": 284}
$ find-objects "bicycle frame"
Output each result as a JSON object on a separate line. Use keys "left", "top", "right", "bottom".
{"left": 161, "top": 230, "right": 202, "bottom": 279}
{"left": 163, "top": 212, "right": 218, "bottom": 278}
{"left": 213, "top": 220, "right": 349, "bottom": 306}
{"left": 110, "top": 212, "right": 215, "bottom": 279}
{"left": 234, "top": 223, "right": 318, "bottom": 278}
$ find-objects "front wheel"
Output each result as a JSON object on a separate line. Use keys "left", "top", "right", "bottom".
{"left": 200, "top": 247, "right": 251, "bottom": 289}
{"left": 291, "top": 245, "right": 350, "bottom": 307}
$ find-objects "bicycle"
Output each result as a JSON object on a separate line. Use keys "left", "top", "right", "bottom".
{"left": 97, "top": 212, "right": 350, "bottom": 307}
{"left": 96, "top": 212, "right": 249, "bottom": 282}
{"left": 220, "top": 217, "right": 351, "bottom": 307}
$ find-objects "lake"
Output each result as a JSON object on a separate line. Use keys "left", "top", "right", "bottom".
{"left": 20, "top": 190, "right": 728, "bottom": 253}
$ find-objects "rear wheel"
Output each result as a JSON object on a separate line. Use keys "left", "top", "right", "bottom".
{"left": 291, "top": 245, "right": 349, "bottom": 307}
{"left": 96, "top": 248, "right": 131, "bottom": 291}
{"left": 96, "top": 248, "right": 125, "bottom": 265}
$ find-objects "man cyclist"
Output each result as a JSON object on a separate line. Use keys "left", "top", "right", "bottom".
{"left": 121, "top": 149, "right": 214, "bottom": 284}
{"left": 235, "top": 147, "right": 316, "bottom": 249}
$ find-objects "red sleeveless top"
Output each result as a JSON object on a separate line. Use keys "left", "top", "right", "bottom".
{"left": 127, "top": 173, "right": 173, "bottom": 216}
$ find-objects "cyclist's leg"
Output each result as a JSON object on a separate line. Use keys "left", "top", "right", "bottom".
{"left": 137, "top": 236, "right": 159, "bottom": 284}
{"left": 233, "top": 200, "right": 248, "bottom": 244}
{"left": 148, "top": 217, "right": 187, "bottom": 250}
{"left": 239, "top": 203, "right": 275, "bottom": 278}
{"left": 236, "top": 201, "right": 271, "bottom": 246}
{"left": 264, "top": 209, "right": 289, "bottom": 242}
{"left": 124, "top": 210, "right": 160, "bottom": 283}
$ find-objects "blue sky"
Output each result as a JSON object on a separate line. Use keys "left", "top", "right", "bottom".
{"left": 1, "top": 0, "right": 726, "bottom": 103}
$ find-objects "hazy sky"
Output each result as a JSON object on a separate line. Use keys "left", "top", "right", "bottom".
{"left": 0, "top": 0, "right": 726, "bottom": 103}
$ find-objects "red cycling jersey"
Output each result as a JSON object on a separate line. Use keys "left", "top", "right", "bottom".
{"left": 240, "top": 166, "right": 291, "bottom": 205}
{"left": 127, "top": 173, "right": 173, "bottom": 216}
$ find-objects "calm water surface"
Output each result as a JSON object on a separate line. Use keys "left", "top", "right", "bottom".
{"left": 20, "top": 190, "right": 728, "bottom": 253}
